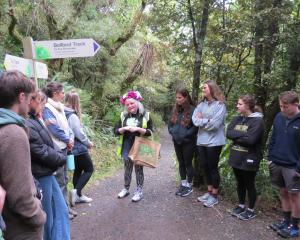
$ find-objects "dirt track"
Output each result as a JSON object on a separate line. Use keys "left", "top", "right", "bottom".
{"left": 71, "top": 128, "right": 284, "bottom": 240}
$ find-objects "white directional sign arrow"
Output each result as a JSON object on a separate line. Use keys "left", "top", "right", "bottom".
{"left": 33, "top": 38, "right": 100, "bottom": 59}
{"left": 4, "top": 54, "right": 48, "bottom": 79}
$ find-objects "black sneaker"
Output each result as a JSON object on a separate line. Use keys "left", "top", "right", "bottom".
{"left": 277, "top": 225, "right": 299, "bottom": 238}
{"left": 231, "top": 206, "right": 245, "bottom": 217}
{"left": 175, "top": 185, "right": 184, "bottom": 196}
{"left": 238, "top": 209, "right": 256, "bottom": 221}
{"left": 180, "top": 186, "right": 193, "bottom": 197}
{"left": 269, "top": 220, "right": 289, "bottom": 232}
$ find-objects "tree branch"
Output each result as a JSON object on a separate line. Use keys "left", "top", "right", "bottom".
{"left": 187, "top": 0, "right": 197, "bottom": 49}
{"left": 109, "top": 0, "right": 147, "bottom": 56}
{"left": 7, "top": 0, "right": 23, "bottom": 44}
{"left": 60, "top": 0, "right": 90, "bottom": 36}
{"left": 41, "top": 0, "right": 90, "bottom": 39}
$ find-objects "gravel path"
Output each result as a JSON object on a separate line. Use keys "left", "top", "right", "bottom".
{"left": 71, "top": 128, "right": 284, "bottom": 240}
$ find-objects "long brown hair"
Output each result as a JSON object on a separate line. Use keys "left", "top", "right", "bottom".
{"left": 171, "top": 87, "right": 194, "bottom": 126}
{"left": 202, "top": 80, "right": 225, "bottom": 103}
{"left": 65, "top": 90, "right": 82, "bottom": 120}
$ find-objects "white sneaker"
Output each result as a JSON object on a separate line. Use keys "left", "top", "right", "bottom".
{"left": 203, "top": 195, "right": 218, "bottom": 208}
{"left": 132, "top": 190, "right": 143, "bottom": 202}
{"left": 197, "top": 192, "right": 211, "bottom": 202}
{"left": 118, "top": 189, "right": 130, "bottom": 199}
{"left": 76, "top": 195, "right": 93, "bottom": 203}
{"left": 70, "top": 189, "right": 78, "bottom": 207}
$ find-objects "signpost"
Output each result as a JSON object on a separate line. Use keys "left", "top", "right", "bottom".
{"left": 20, "top": 37, "right": 100, "bottom": 86}
{"left": 33, "top": 38, "right": 100, "bottom": 59}
{"left": 4, "top": 54, "right": 48, "bottom": 79}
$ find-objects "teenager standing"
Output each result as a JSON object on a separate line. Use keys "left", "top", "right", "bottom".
{"left": 0, "top": 71, "right": 46, "bottom": 239}
{"left": 192, "top": 80, "right": 226, "bottom": 207}
{"left": 27, "top": 91, "right": 70, "bottom": 239}
{"left": 65, "top": 91, "right": 94, "bottom": 206}
{"left": 42, "top": 82, "right": 76, "bottom": 218}
{"left": 226, "top": 95, "right": 264, "bottom": 220}
{"left": 168, "top": 88, "right": 198, "bottom": 197}
{"left": 268, "top": 91, "right": 300, "bottom": 238}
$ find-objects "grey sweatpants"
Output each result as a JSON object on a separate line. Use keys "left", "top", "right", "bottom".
{"left": 124, "top": 159, "right": 144, "bottom": 190}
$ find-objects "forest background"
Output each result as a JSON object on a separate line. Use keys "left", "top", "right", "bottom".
{"left": 0, "top": 0, "right": 300, "bottom": 206}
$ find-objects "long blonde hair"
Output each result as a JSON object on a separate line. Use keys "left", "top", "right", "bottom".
{"left": 202, "top": 79, "right": 225, "bottom": 103}
{"left": 65, "top": 90, "right": 82, "bottom": 119}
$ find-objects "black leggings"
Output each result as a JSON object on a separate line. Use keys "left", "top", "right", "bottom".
{"left": 174, "top": 142, "right": 195, "bottom": 183}
{"left": 73, "top": 152, "right": 94, "bottom": 196}
{"left": 232, "top": 168, "right": 257, "bottom": 209}
{"left": 197, "top": 145, "right": 222, "bottom": 189}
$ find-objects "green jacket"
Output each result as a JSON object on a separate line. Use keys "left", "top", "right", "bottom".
{"left": 0, "top": 108, "right": 26, "bottom": 127}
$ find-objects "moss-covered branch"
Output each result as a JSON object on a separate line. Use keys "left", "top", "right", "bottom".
{"left": 7, "top": 0, "right": 23, "bottom": 44}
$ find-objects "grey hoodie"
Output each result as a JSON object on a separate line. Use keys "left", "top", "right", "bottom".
{"left": 192, "top": 100, "right": 227, "bottom": 147}
{"left": 64, "top": 107, "right": 91, "bottom": 155}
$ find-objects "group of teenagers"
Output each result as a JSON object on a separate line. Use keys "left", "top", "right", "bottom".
{"left": 0, "top": 70, "right": 299, "bottom": 240}
{"left": 115, "top": 80, "right": 300, "bottom": 239}
{"left": 0, "top": 70, "right": 94, "bottom": 240}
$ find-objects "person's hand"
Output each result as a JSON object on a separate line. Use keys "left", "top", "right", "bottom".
{"left": 197, "top": 112, "right": 203, "bottom": 118}
{"left": 0, "top": 185, "right": 6, "bottom": 213}
{"left": 128, "top": 126, "right": 138, "bottom": 132}
{"left": 88, "top": 142, "right": 94, "bottom": 149}
{"left": 67, "top": 139, "right": 74, "bottom": 151}
{"left": 118, "top": 126, "right": 130, "bottom": 134}
{"left": 267, "top": 160, "right": 272, "bottom": 166}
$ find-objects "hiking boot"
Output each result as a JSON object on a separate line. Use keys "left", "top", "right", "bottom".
{"left": 118, "top": 189, "right": 130, "bottom": 199}
{"left": 132, "top": 190, "right": 143, "bottom": 202}
{"left": 269, "top": 220, "right": 289, "bottom": 232}
{"left": 175, "top": 185, "right": 184, "bottom": 196}
{"left": 180, "top": 186, "right": 193, "bottom": 197}
{"left": 238, "top": 209, "right": 256, "bottom": 221}
{"left": 197, "top": 192, "right": 211, "bottom": 202}
{"left": 231, "top": 206, "right": 245, "bottom": 217}
{"left": 76, "top": 195, "right": 93, "bottom": 203}
{"left": 277, "top": 225, "right": 299, "bottom": 238}
{"left": 203, "top": 195, "right": 218, "bottom": 208}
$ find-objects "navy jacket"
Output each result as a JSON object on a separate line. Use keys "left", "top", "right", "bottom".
{"left": 268, "top": 112, "right": 300, "bottom": 172}
{"left": 168, "top": 106, "right": 198, "bottom": 145}
{"left": 226, "top": 113, "right": 265, "bottom": 171}
{"left": 26, "top": 113, "right": 66, "bottom": 177}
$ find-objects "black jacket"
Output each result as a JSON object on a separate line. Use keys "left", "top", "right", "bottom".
{"left": 168, "top": 106, "right": 198, "bottom": 145}
{"left": 269, "top": 112, "right": 300, "bottom": 172}
{"left": 26, "top": 113, "right": 66, "bottom": 177}
{"left": 226, "top": 113, "right": 265, "bottom": 171}
{"left": 114, "top": 111, "right": 153, "bottom": 159}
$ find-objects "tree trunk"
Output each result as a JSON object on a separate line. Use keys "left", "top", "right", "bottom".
{"left": 190, "top": 0, "right": 211, "bottom": 103}
{"left": 253, "top": 0, "right": 265, "bottom": 110}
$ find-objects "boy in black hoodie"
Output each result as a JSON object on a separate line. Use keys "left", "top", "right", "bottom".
{"left": 268, "top": 91, "right": 300, "bottom": 238}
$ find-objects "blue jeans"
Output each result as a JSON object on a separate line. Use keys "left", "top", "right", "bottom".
{"left": 37, "top": 175, "right": 70, "bottom": 240}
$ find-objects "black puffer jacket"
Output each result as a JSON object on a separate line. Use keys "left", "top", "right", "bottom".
{"left": 26, "top": 113, "right": 66, "bottom": 177}
{"left": 168, "top": 106, "right": 198, "bottom": 145}
{"left": 226, "top": 112, "right": 265, "bottom": 171}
